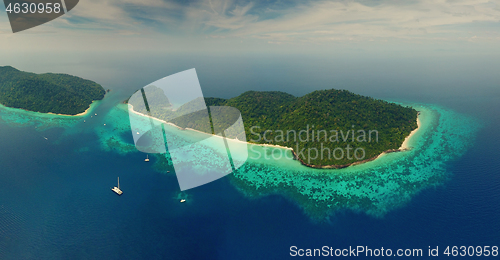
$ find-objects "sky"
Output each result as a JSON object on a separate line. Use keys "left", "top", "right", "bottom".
{"left": 0, "top": 0, "right": 499, "bottom": 106}
{"left": 0, "top": 0, "right": 500, "bottom": 54}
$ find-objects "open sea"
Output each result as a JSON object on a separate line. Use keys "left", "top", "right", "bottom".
{"left": 0, "top": 53, "right": 499, "bottom": 259}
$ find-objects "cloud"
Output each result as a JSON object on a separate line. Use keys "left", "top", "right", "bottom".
{"left": 1, "top": 0, "right": 499, "bottom": 50}
{"left": 224, "top": 0, "right": 500, "bottom": 43}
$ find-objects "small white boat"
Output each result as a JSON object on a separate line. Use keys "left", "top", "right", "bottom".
{"left": 103, "top": 124, "right": 106, "bottom": 126}
{"left": 180, "top": 199, "right": 186, "bottom": 203}
{"left": 111, "top": 177, "right": 123, "bottom": 195}
{"left": 136, "top": 132, "right": 140, "bottom": 135}
{"left": 95, "top": 113, "right": 97, "bottom": 116}
{"left": 145, "top": 155, "right": 150, "bottom": 162}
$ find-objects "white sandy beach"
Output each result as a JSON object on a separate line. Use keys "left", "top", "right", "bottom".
{"left": 46, "top": 101, "right": 96, "bottom": 117}
{"left": 47, "top": 106, "right": 91, "bottom": 117}
{"left": 128, "top": 104, "right": 183, "bottom": 130}
{"left": 128, "top": 104, "right": 293, "bottom": 150}
{"left": 0, "top": 101, "right": 94, "bottom": 117}
{"left": 400, "top": 116, "right": 421, "bottom": 150}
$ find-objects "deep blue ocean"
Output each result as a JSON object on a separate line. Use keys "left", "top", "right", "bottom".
{"left": 0, "top": 53, "right": 499, "bottom": 259}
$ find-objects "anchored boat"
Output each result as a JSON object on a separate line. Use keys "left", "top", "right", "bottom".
{"left": 111, "top": 177, "right": 123, "bottom": 195}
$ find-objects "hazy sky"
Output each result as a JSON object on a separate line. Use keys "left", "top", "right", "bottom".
{"left": 1, "top": 0, "right": 499, "bottom": 54}
{"left": 0, "top": 0, "right": 499, "bottom": 109}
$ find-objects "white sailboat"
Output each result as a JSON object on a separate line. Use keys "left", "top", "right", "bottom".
{"left": 145, "top": 155, "right": 150, "bottom": 162}
{"left": 111, "top": 177, "right": 123, "bottom": 195}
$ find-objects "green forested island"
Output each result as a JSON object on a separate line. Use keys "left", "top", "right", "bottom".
{"left": 129, "top": 88, "right": 418, "bottom": 167}
{"left": 0, "top": 66, "right": 105, "bottom": 115}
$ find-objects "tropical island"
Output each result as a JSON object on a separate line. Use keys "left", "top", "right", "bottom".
{"left": 0, "top": 66, "right": 105, "bottom": 115}
{"left": 128, "top": 88, "right": 418, "bottom": 168}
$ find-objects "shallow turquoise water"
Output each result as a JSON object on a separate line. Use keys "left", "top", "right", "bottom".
{"left": 0, "top": 101, "right": 481, "bottom": 220}
{"left": 229, "top": 104, "right": 482, "bottom": 219}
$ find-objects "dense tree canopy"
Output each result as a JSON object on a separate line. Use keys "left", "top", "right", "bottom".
{"left": 129, "top": 88, "right": 418, "bottom": 166}
{"left": 0, "top": 66, "right": 105, "bottom": 115}
{"left": 210, "top": 90, "right": 418, "bottom": 166}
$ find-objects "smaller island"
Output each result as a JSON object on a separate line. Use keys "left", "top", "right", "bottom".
{"left": 0, "top": 66, "right": 105, "bottom": 115}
